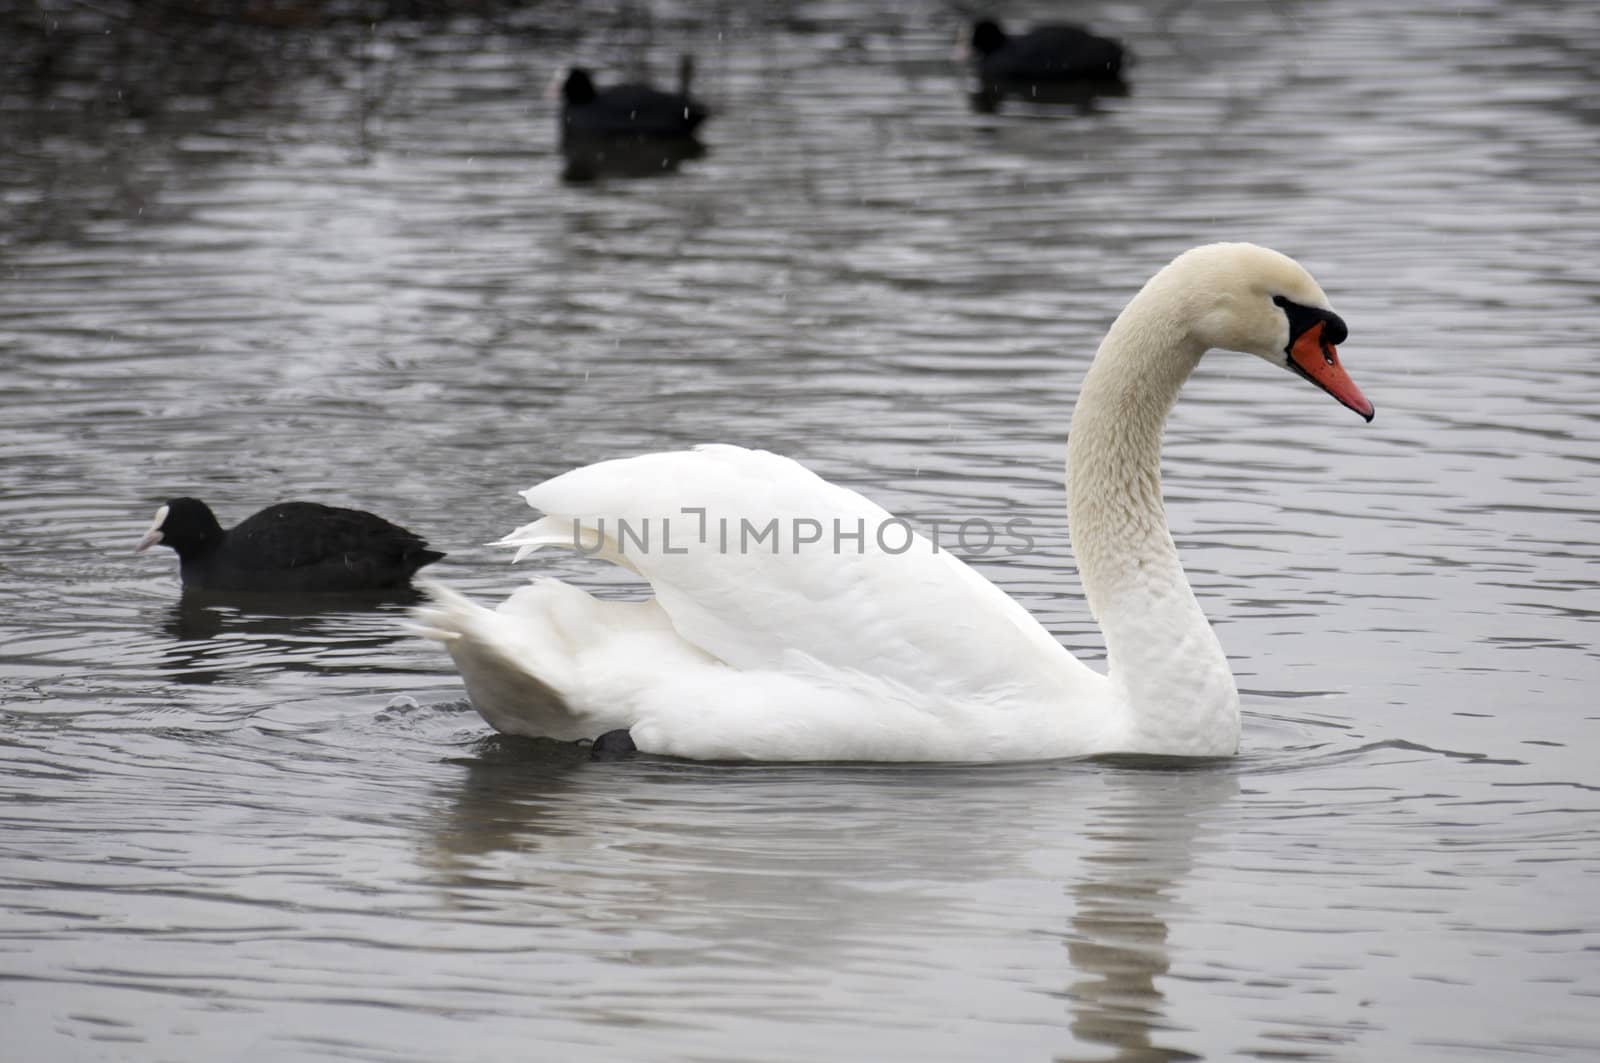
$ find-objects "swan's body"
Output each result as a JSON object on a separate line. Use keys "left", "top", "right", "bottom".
{"left": 416, "top": 244, "right": 1372, "bottom": 762}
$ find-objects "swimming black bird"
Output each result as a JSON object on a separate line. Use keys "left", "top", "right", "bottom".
{"left": 559, "top": 56, "right": 709, "bottom": 141}
{"left": 136, "top": 497, "right": 444, "bottom": 593}
{"left": 967, "top": 17, "right": 1126, "bottom": 95}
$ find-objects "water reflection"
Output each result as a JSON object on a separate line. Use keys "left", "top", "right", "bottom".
{"left": 424, "top": 743, "right": 1238, "bottom": 1058}
{"left": 1061, "top": 763, "right": 1236, "bottom": 1062}
{"left": 969, "top": 77, "right": 1129, "bottom": 115}
{"left": 422, "top": 752, "right": 1081, "bottom": 970}
{"left": 155, "top": 590, "right": 418, "bottom": 682}
{"left": 560, "top": 133, "right": 708, "bottom": 183}
{"left": 163, "top": 586, "right": 425, "bottom": 632}
{"left": 430, "top": 734, "right": 595, "bottom": 856}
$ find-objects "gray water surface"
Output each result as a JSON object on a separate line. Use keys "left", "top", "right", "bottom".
{"left": 2, "top": 1, "right": 1597, "bottom": 1059}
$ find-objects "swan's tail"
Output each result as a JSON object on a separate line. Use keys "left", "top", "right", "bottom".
{"left": 411, "top": 579, "right": 706, "bottom": 743}
{"left": 411, "top": 580, "right": 600, "bottom": 741}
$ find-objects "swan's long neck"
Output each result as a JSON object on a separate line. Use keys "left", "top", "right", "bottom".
{"left": 1066, "top": 280, "right": 1240, "bottom": 754}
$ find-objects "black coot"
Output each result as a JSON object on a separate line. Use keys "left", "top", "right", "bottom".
{"left": 137, "top": 497, "right": 444, "bottom": 593}
{"left": 968, "top": 18, "right": 1127, "bottom": 104}
{"left": 560, "top": 56, "right": 709, "bottom": 141}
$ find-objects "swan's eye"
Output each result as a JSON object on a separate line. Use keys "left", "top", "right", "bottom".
{"left": 1320, "top": 312, "right": 1348, "bottom": 346}
{"left": 1272, "top": 295, "right": 1348, "bottom": 352}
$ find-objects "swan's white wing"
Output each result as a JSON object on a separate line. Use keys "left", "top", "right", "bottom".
{"left": 500, "top": 445, "right": 1099, "bottom": 707}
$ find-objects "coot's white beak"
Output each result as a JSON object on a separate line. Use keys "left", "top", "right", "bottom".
{"left": 135, "top": 505, "right": 168, "bottom": 553}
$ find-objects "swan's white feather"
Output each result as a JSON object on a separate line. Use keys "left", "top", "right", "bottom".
{"left": 421, "top": 445, "right": 1115, "bottom": 760}
{"left": 515, "top": 446, "right": 1096, "bottom": 694}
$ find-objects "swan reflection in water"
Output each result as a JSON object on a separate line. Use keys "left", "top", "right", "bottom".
{"left": 422, "top": 741, "right": 1236, "bottom": 1057}
{"left": 1060, "top": 760, "right": 1237, "bottom": 1061}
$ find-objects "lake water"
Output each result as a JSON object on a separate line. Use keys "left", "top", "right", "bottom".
{"left": 2, "top": 0, "right": 1597, "bottom": 1059}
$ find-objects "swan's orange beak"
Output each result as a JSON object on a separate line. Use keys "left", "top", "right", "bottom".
{"left": 1288, "top": 321, "right": 1374, "bottom": 422}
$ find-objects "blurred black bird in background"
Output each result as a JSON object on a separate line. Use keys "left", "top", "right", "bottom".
{"left": 558, "top": 55, "right": 710, "bottom": 179}
{"left": 966, "top": 17, "right": 1128, "bottom": 112}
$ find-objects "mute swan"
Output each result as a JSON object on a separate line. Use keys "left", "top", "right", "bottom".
{"left": 138, "top": 498, "right": 443, "bottom": 592}
{"left": 414, "top": 243, "right": 1373, "bottom": 761}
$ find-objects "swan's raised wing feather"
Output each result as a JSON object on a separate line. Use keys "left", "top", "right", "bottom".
{"left": 500, "top": 446, "right": 1097, "bottom": 705}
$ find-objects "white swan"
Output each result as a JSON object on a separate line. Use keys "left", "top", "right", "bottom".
{"left": 414, "top": 243, "right": 1373, "bottom": 761}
